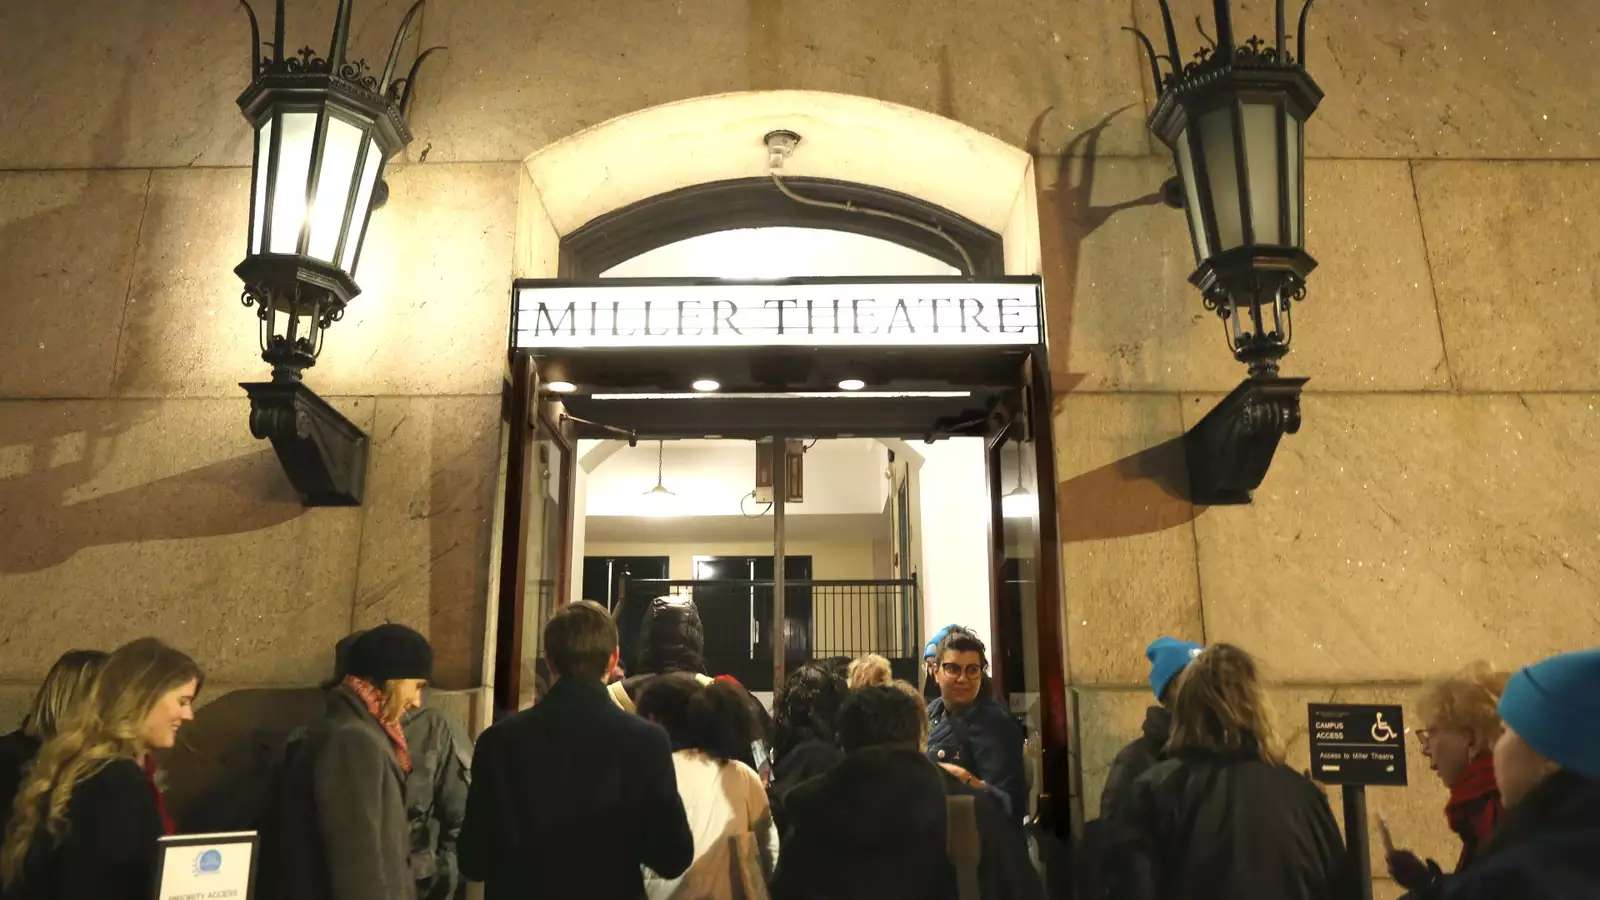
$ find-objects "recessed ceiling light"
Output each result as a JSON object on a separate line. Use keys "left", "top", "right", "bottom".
{"left": 692, "top": 379, "right": 721, "bottom": 392}
{"left": 838, "top": 379, "right": 866, "bottom": 391}
{"left": 546, "top": 381, "right": 577, "bottom": 393}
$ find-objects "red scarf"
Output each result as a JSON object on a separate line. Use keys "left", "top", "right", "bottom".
{"left": 141, "top": 755, "right": 176, "bottom": 835}
{"left": 343, "top": 676, "right": 412, "bottom": 774}
{"left": 1445, "top": 753, "right": 1502, "bottom": 872}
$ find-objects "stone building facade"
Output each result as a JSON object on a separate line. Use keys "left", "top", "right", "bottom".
{"left": 1, "top": 1, "right": 1597, "bottom": 895}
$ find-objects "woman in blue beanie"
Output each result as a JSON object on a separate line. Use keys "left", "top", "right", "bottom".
{"left": 1406, "top": 646, "right": 1600, "bottom": 899}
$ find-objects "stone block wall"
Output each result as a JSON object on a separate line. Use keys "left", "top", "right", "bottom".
{"left": 1, "top": 3, "right": 1596, "bottom": 889}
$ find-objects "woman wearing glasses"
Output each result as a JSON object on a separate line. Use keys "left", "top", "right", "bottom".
{"left": 1384, "top": 661, "right": 1509, "bottom": 894}
{"left": 925, "top": 629, "right": 1027, "bottom": 822}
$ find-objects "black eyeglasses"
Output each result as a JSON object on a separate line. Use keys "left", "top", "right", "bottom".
{"left": 939, "top": 662, "right": 984, "bottom": 680}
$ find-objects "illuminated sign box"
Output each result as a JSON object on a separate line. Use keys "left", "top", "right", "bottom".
{"left": 512, "top": 277, "right": 1043, "bottom": 350}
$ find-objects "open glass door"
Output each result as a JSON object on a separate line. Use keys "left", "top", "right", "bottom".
{"left": 987, "top": 350, "right": 1070, "bottom": 838}
{"left": 496, "top": 355, "right": 576, "bottom": 712}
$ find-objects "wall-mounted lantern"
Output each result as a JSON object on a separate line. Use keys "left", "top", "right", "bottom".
{"left": 234, "top": 0, "right": 442, "bottom": 505}
{"left": 1130, "top": 0, "right": 1322, "bottom": 504}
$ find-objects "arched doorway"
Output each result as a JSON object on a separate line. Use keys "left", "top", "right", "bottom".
{"left": 492, "top": 91, "right": 1070, "bottom": 835}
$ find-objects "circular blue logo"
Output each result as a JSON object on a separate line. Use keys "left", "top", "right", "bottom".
{"left": 196, "top": 849, "right": 223, "bottom": 874}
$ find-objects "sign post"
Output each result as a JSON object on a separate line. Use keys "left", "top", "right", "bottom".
{"left": 1308, "top": 703, "right": 1407, "bottom": 900}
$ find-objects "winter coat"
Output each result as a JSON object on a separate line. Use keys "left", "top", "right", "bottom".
{"left": 1409, "top": 770, "right": 1600, "bottom": 900}
{"left": 644, "top": 749, "right": 778, "bottom": 900}
{"left": 1105, "top": 745, "right": 1351, "bottom": 900}
{"left": 459, "top": 675, "right": 694, "bottom": 900}
{"left": 403, "top": 706, "right": 471, "bottom": 900}
{"left": 771, "top": 745, "right": 1044, "bottom": 900}
{"left": 0, "top": 730, "right": 40, "bottom": 832}
{"left": 1098, "top": 706, "right": 1170, "bottom": 821}
{"left": 15, "top": 757, "right": 164, "bottom": 900}
{"left": 260, "top": 685, "right": 413, "bottom": 900}
{"left": 768, "top": 738, "right": 844, "bottom": 834}
{"left": 927, "top": 695, "right": 1028, "bottom": 822}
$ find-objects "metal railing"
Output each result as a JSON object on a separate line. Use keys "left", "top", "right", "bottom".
{"left": 617, "top": 576, "right": 920, "bottom": 684}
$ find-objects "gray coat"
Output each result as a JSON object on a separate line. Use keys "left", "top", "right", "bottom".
{"left": 403, "top": 706, "right": 471, "bottom": 900}
{"left": 265, "top": 685, "right": 414, "bottom": 900}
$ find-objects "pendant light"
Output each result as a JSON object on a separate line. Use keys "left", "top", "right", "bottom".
{"left": 1001, "top": 440, "right": 1035, "bottom": 520}
{"left": 641, "top": 440, "right": 677, "bottom": 517}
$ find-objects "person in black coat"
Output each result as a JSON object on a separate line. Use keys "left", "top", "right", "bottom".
{"left": 459, "top": 600, "right": 693, "bottom": 900}
{"left": 0, "top": 651, "right": 107, "bottom": 832}
{"left": 1100, "top": 644, "right": 1350, "bottom": 900}
{"left": 772, "top": 683, "right": 1044, "bottom": 900}
{"left": 768, "top": 661, "right": 848, "bottom": 831}
{"left": 1098, "top": 637, "right": 1200, "bottom": 821}
{"left": 926, "top": 630, "right": 1028, "bottom": 822}
{"left": 1408, "top": 646, "right": 1600, "bottom": 900}
{"left": 0, "top": 639, "right": 202, "bottom": 900}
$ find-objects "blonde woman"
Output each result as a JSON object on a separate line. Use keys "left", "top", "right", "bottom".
{"left": 0, "top": 650, "right": 108, "bottom": 826}
{"left": 846, "top": 653, "right": 892, "bottom": 690}
{"left": 1386, "top": 661, "right": 1508, "bottom": 892}
{"left": 264, "top": 623, "right": 432, "bottom": 900}
{"left": 1105, "top": 644, "right": 1348, "bottom": 900}
{"left": 0, "top": 638, "right": 202, "bottom": 900}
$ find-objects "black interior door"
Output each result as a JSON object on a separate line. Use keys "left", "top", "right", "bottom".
{"left": 694, "top": 556, "right": 812, "bottom": 691}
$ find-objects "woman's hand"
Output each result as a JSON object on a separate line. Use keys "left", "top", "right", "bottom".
{"left": 938, "top": 762, "right": 986, "bottom": 790}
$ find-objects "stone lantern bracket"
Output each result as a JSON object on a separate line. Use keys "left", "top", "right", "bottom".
{"left": 242, "top": 380, "right": 369, "bottom": 506}
{"left": 1184, "top": 375, "right": 1308, "bottom": 506}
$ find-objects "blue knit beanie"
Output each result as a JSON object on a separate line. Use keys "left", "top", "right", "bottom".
{"left": 1147, "top": 637, "right": 1204, "bottom": 701}
{"left": 924, "top": 624, "right": 964, "bottom": 660}
{"left": 1498, "top": 646, "right": 1600, "bottom": 778}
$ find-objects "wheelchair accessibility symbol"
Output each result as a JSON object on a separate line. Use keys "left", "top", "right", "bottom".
{"left": 1371, "top": 712, "right": 1398, "bottom": 743}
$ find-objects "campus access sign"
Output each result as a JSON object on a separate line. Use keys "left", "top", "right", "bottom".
{"left": 511, "top": 277, "right": 1044, "bottom": 350}
{"left": 1308, "top": 703, "right": 1408, "bottom": 787}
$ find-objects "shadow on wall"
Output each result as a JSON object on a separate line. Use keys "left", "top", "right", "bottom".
{"left": 160, "top": 687, "right": 327, "bottom": 832}
{"left": 1028, "top": 107, "right": 1204, "bottom": 540}
{"left": 1057, "top": 435, "right": 1200, "bottom": 542}
{"left": 1031, "top": 105, "right": 1163, "bottom": 396}
{"left": 0, "top": 402, "right": 304, "bottom": 573}
{"left": 0, "top": 26, "right": 307, "bottom": 572}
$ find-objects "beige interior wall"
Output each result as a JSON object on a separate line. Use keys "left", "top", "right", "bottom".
{"left": 0, "top": 4, "right": 1595, "bottom": 878}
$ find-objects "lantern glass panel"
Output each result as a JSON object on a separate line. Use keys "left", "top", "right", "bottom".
{"left": 250, "top": 119, "right": 273, "bottom": 255}
{"left": 1286, "top": 114, "right": 1303, "bottom": 246}
{"left": 341, "top": 137, "right": 383, "bottom": 273}
{"left": 1175, "top": 129, "right": 1210, "bottom": 262}
{"left": 1199, "top": 106, "right": 1244, "bottom": 251}
{"left": 307, "top": 116, "right": 365, "bottom": 263}
{"left": 1241, "top": 101, "right": 1282, "bottom": 246}
{"left": 269, "top": 111, "right": 317, "bottom": 254}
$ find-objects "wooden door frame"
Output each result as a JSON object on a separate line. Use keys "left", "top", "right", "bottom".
{"left": 494, "top": 354, "right": 577, "bottom": 713}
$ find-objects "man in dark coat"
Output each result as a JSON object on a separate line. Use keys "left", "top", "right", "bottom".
{"left": 1098, "top": 636, "right": 1201, "bottom": 821}
{"left": 773, "top": 684, "right": 1044, "bottom": 900}
{"left": 459, "top": 600, "right": 693, "bottom": 900}
{"left": 926, "top": 630, "right": 1028, "bottom": 822}
{"left": 1411, "top": 646, "right": 1600, "bottom": 900}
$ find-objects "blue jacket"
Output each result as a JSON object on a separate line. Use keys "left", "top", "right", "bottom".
{"left": 927, "top": 694, "right": 1027, "bottom": 822}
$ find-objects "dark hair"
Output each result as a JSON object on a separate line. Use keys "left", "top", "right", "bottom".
{"left": 636, "top": 596, "right": 706, "bottom": 675}
{"left": 636, "top": 674, "right": 755, "bottom": 764}
{"left": 544, "top": 600, "right": 618, "bottom": 681}
{"left": 837, "top": 685, "right": 925, "bottom": 752}
{"left": 936, "top": 630, "right": 989, "bottom": 668}
{"left": 774, "top": 661, "right": 848, "bottom": 758}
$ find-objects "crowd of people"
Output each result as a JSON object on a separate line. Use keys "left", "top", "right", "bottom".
{"left": 0, "top": 600, "right": 1594, "bottom": 900}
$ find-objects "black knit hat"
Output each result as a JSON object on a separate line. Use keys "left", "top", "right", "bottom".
{"left": 346, "top": 624, "right": 433, "bottom": 683}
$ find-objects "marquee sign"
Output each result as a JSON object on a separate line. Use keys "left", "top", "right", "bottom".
{"left": 512, "top": 278, "right": 1043, "bottom": 350}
